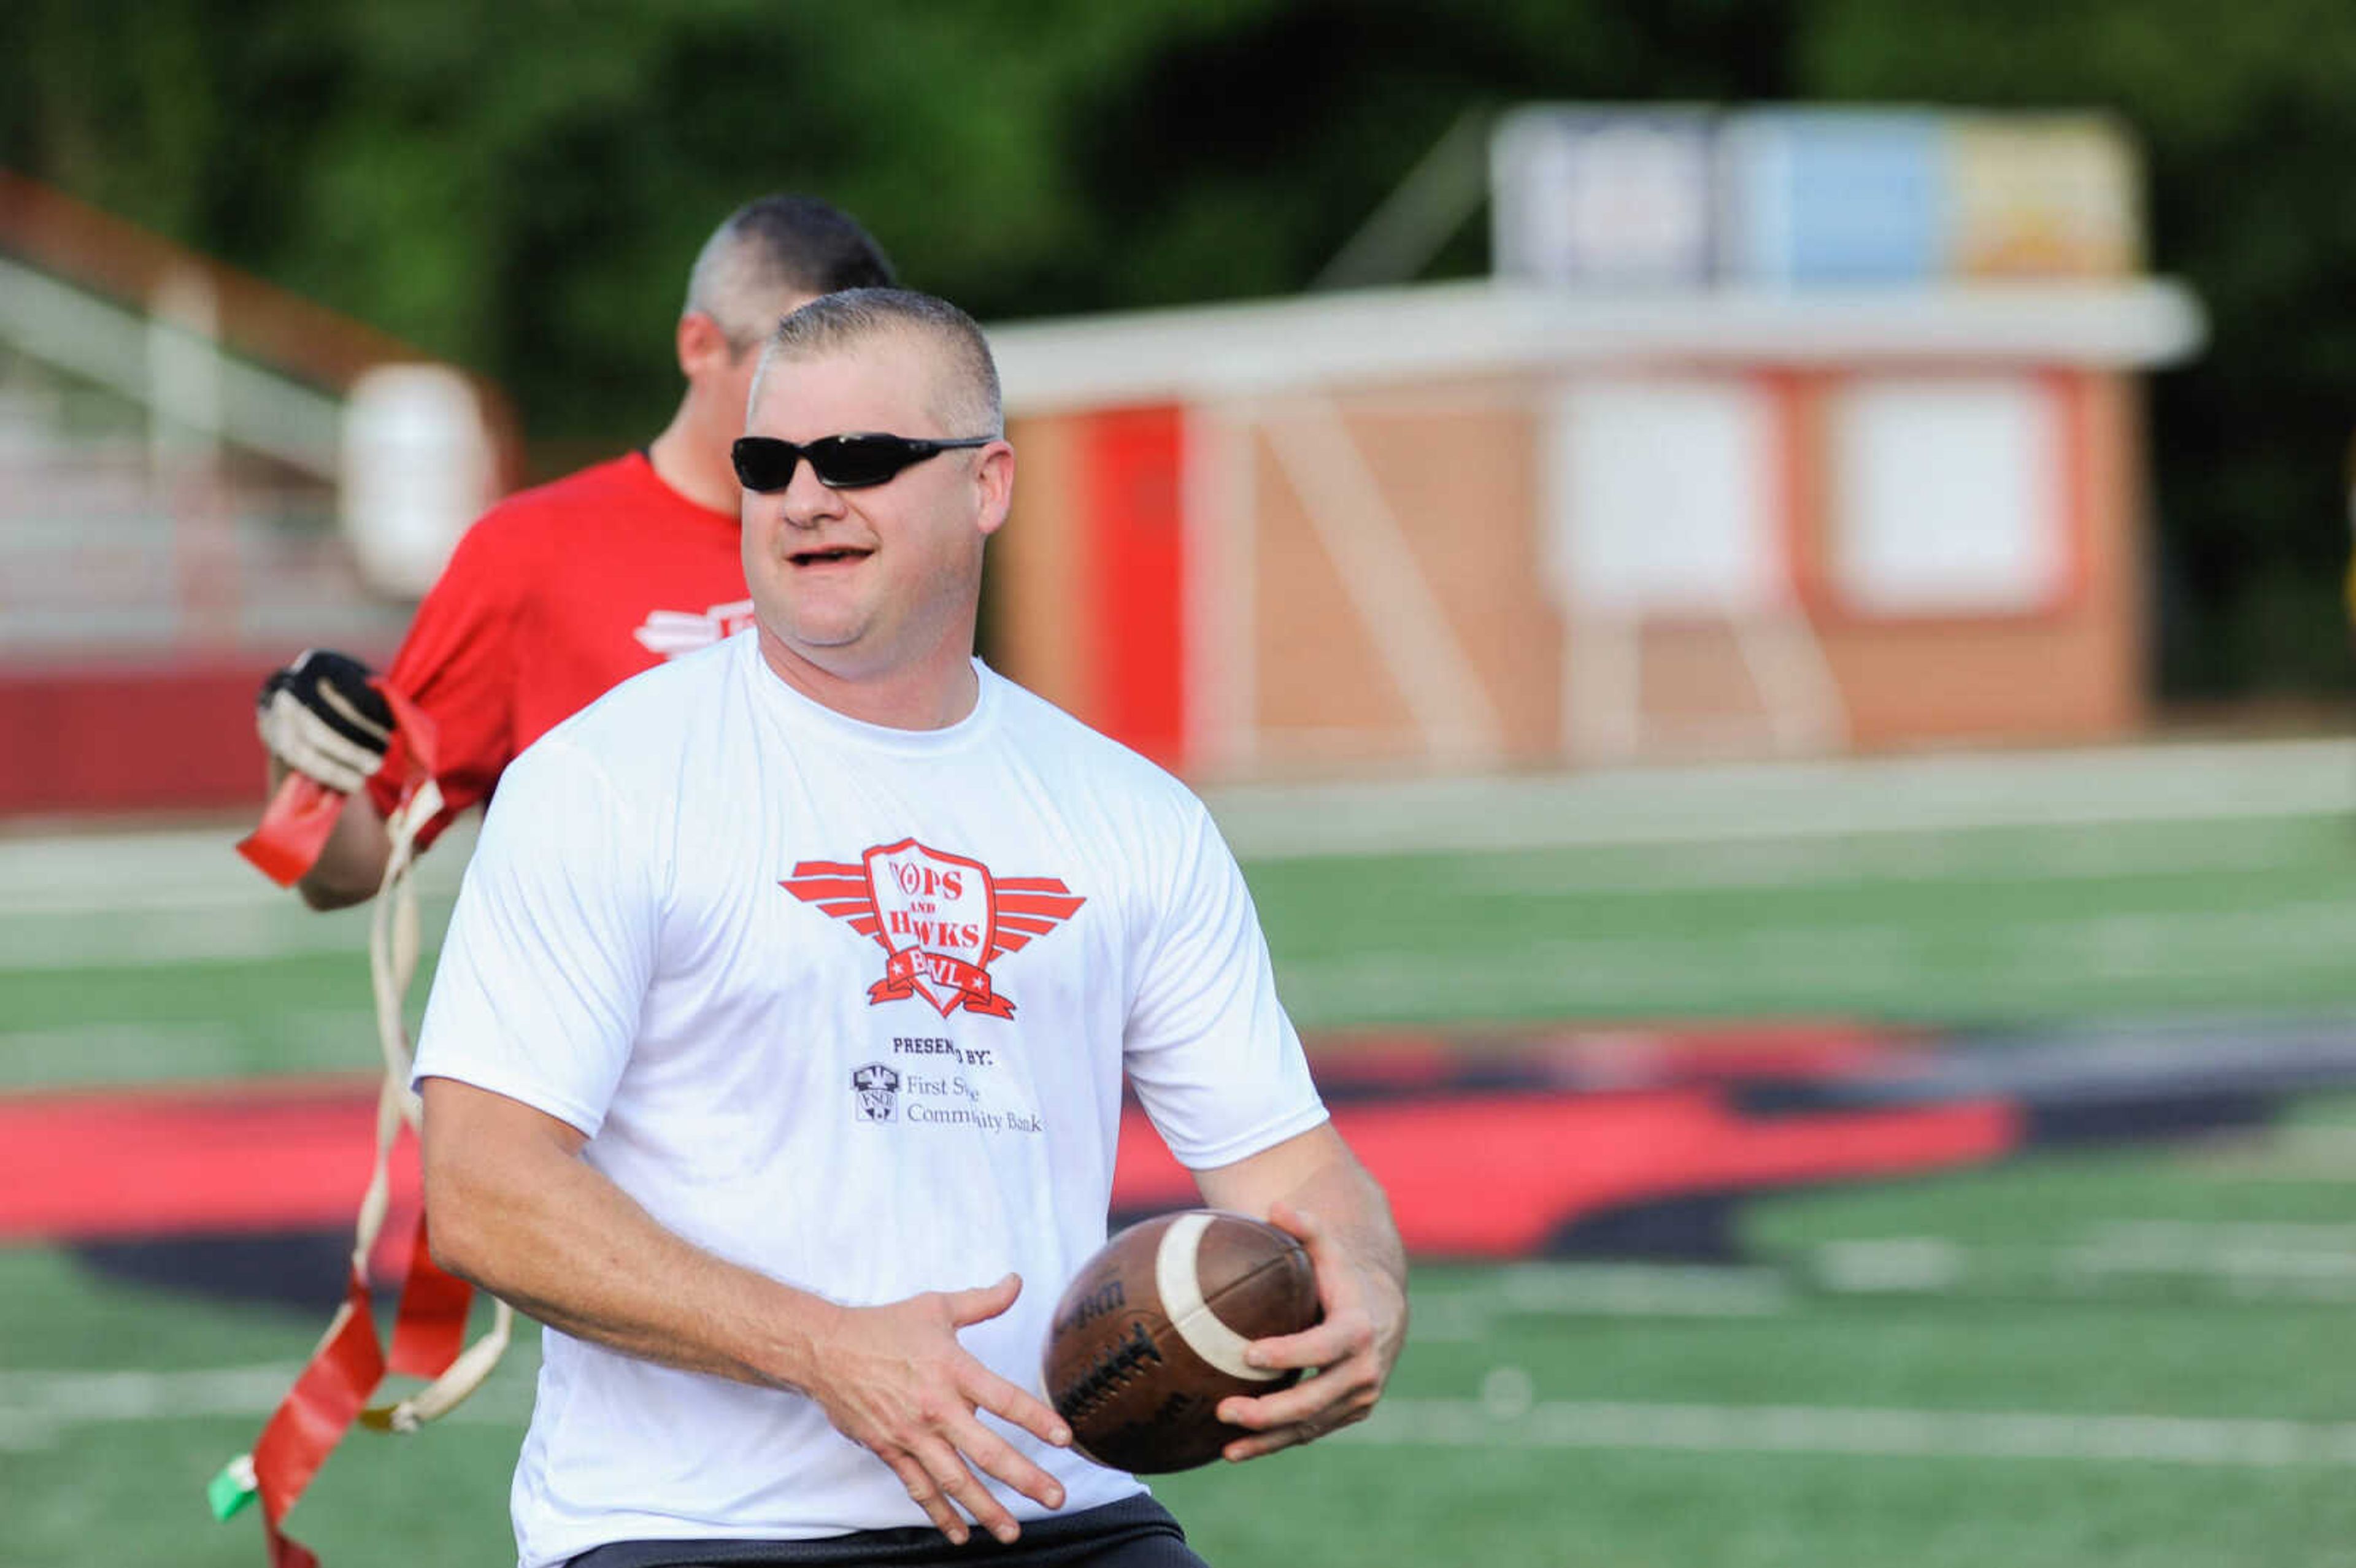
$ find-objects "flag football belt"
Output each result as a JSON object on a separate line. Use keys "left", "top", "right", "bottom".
{"left": 220, "top": 690, "right": 515, "bottom": 1568}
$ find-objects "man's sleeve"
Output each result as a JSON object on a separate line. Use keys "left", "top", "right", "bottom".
{"left": 411, "top": 735, "right": 656, "bottom": 1136}
{"left": 364, "top": 517, "right": 531, "bottom": 848}
{"left": 1122, "top": 799, "right": 1328, "bottom": 1170}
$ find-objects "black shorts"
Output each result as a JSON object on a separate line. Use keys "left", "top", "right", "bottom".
{"left": 564, "top": 1496, "right": 1206, "bottom": 1568}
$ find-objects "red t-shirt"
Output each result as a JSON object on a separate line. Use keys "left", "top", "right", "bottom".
{"left": 366, "top": 452, "right": 752, "bottom": 847}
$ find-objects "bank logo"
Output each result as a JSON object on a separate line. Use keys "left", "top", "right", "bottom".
{"left": 851, "top": 1062, "right": 901, "bottom": 1123}
{"left": 782, "top": 839, "right": 1085, "bottom": 1019}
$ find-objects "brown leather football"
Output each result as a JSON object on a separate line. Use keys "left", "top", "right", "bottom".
{"left": 1041, "top": 1209, "right": 1322, "bottom": 1474}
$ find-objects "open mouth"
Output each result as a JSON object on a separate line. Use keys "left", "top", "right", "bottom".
{"left": 789, "top": 545, "right": 874, "bottom": 567}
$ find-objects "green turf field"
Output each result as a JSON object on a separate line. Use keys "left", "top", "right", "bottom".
{"left": 7, "top": 804, "right": 2356, "bottom": 1091}
{"left": 7, "top": 1104, "right": 2354, "bottom": 1567}
{"left": 5, "top": 750, "right": 2355, "bottom": 1565}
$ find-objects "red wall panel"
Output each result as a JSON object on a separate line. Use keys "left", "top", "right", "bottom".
{"left": 1080, "top": 407, "right": 1187, "bottom": 769}
{"left": 0, "top": 661, "right": 280, "bottom": 815}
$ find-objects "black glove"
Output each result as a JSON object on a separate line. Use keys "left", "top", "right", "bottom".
{"left": 255, "top": 649, "right": 395, "bottom": 794}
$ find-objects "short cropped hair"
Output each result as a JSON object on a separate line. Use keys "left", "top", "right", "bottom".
{"left": 683, "top": 196, "right": 896, "bottom": 350}
{"left": 753, "top": 288, "right": 1003, "bottom": 438}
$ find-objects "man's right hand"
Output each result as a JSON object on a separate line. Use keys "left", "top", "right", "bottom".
{"left": 256, "top": 649, "right": 395, "bottom": 794}
{"left": 807, "top": 1274, "right": 1073, "bottom": 1546}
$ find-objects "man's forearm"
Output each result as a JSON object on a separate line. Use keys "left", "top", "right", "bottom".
{"left": 264, "top": 756, "right": 395, "bottom": 909}
{"left": 1266, "top": 1145, "right": 1407, "bottom": 1299}
{"left": 425, "top": 1096, "right": 837, "bottom": 1392}
{"left": 1191, "top": 1123, "right": 1409, "bottom": 1459}
{"left": 1198, "top": 1124, "right": 1407, "bottom": 1297}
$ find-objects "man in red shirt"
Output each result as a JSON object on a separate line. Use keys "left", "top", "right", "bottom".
{"left": 220, "top": 206, "right": 898, "bottom": 1566}
{"left": 256, "top": 196, "right": 893, "bottom": 906}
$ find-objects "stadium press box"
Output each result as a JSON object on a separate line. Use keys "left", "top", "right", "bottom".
{"left": 1492, "top": 104, "right": 2144, "bottom": 290}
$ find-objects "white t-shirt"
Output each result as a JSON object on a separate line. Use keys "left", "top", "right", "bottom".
{"left": 412, "top": 631, "right": 1328, "bottom": 1568}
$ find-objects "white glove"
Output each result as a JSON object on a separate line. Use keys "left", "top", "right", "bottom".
{"left": 256, "top": 649, "right": 395, "bottom": 794}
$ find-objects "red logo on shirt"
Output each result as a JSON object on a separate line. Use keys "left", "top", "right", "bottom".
{"left": 633, "top": 598, "right": 756, "bottom": 658}
{"left": 782, "top": 840, "right": 1085, "bottom": 1018}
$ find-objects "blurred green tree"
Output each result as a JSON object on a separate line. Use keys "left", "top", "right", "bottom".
{"left": 1, "top": 0, "right": 2347, "bottom": 700}
{"left": 1802, "top": 0, "right": 2356, "bottom": 699}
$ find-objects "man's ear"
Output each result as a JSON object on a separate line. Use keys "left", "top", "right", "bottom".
{"left": 677, "top": 311, "right": 731, "bottom": 381}
{"left": 974, "top": 442, "right": 1016, "bottom": 539}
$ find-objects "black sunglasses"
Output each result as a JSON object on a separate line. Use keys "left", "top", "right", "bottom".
{"left": 731, "top": 432, "right": 995, "bottom": 493}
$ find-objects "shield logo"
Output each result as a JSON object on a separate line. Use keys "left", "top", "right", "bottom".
{"left": 863, "top": 840, "right": 1000, "bottom": 1017}
{"left": 851, "top": 1062, "right": 900, "bottom": 1123}
{"left": 782, "top": 840, "right": 1084, "bottom": 1021}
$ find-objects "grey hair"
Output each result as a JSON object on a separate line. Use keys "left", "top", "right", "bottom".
{"left": 749, "top": 288, "right": 1004, "bottom": 437}
{"left": 681, "top": 196, "right": 895, "bottom": 351}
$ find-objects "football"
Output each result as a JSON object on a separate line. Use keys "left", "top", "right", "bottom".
{"left": 1041, "top": 1209, "right": 1322, "bottom": 1474}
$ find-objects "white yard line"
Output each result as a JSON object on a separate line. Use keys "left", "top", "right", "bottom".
{"left": 1410, "top": 1266, "right": 1795, "bottom": 1337}
{"left": 1455, "top": 815, "right": 2330, "bottom": 898}
{"left": 1271, "top": 894, "right": 2356, "bottom": 1020}
{"left": 0, "top": 908, "right": 383, "bottom": 970}
{"left": 0, "top": 896, "right": 455, "bottom": 974}
{"left": 1206, "top": 736, "right": 2356, "bottom": 861}
{"left": 1343, "top": 1392, "right": 2356, "bottom": 1466}
{"left": 7, "top": 1359, "right": 2349, "bottom": 1469}
{"left": 1810, "top": 1234, "right": 2356, "bottom": 1302}
{"left": 0, "top": 737, "right": 2350, "bottom": 972}
{"left": 1416, "top": 1225, "right": 2356, "bottom": 1338}
{"left": 0, "top": 821, "right": 472, "bottom": 907}
{"left": 0, "top": 1363, "right": 530, "bottom": 1452}
{"left": 2194, "top": 1126, "right": 2356, "bottom": 1181}
{"left": 0, "top": 1021, "right": 241, "bottom": 1087}
{"left": 0, "top": 1009, "right": 380, "bottom": 1089}
{"left": 4, "top": 737, "right": 2350, "bottom": 890}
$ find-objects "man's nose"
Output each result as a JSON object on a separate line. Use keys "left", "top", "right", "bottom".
{"left": 778, "top": 457, "right": 844, "bottom": 528}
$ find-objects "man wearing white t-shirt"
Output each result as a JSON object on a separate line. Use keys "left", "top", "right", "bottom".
{"left": 415, "top": 288, "right": 1408, "bottom": 1568}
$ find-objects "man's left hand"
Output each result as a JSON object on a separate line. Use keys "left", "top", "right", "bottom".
{"left": 1212, "top": 1198, "right": 1408, "bottom": 1460}
{"left": 256, "top": 648, "right": 395, "bottom": 794}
